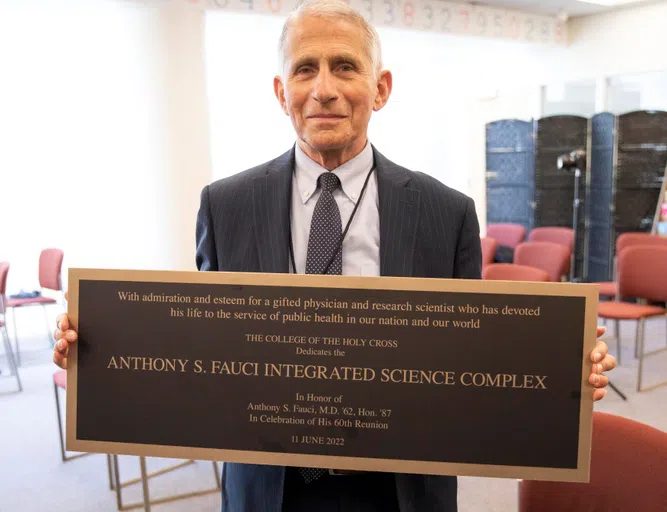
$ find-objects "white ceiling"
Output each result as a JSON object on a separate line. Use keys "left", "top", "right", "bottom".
{"left": 477, "top": 0, "right": 658, "bottom": 17}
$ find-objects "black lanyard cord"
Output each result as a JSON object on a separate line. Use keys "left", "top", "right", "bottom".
{"left": 289, "top": 166, "right": 375, "bottom": 275}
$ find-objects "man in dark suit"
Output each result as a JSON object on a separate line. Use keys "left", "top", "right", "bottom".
{"left": 54, "top": 0, "right": 616, "bottom": 510}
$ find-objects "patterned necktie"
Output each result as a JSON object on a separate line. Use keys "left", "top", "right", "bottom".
{"left": 299, "top": 172, "right": 342, "bottom": 483}
{"left": 299, "top": 466, "right": 328, "bottom": 484}
{"left": 305, "top": 172, "right": 343, "bottom": 275}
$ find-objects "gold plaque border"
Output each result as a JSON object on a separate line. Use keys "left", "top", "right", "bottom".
{"left": 66, "top": 268, "right": 598, "bottom": 483}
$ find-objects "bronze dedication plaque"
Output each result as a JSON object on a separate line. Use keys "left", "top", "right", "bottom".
{"left": 66, "top": 269, "right": 598, "bottom": 482}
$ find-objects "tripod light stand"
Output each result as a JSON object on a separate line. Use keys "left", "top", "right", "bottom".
{"left": 557, "top": 149, "right": 627, "bottom": 401}
{"left": 557, "top": 149, "right": 586, "bottom": 282}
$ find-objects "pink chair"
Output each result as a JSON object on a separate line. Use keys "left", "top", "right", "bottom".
{"left": 53, "top": 369, "right": 221, "bottom": 507}
{"left": 528, "top": 227, "right": 574, "bottom": 252}
{"left": 486, "top": 223, "right": 526, "bottom": 249}
{"left": 514, "top": 241, "right": 571, "bottom": 283}
{"left": 0, "top": 263, "right": 22, "bottom": 392}
{"left": 520, "top": 412, "right": 667, "bottom": 512}
{"left": 6, "top": 248, "right": 64, "bottom": 364}
{"left": 480, "top": 237, "right": 498, "bottom": 268}
{"left": 597, "top": 246, "right": 667, "bottom": 390}
{"left": 598, "top": 233, "right": 667, "bottom": 298}
{"left": 482, "top": 263, "right": 550, "bottom": 282}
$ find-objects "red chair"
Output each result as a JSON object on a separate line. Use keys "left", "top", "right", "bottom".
{"left": 53, "top": 369, "right": 221, "bottom": 508}
{"left": 597, "top": 246, "right": 667, "bottom": 391}
{"left": 482, "top": 263, "right": 550, "bottom": 282}
{"left": 6, "top": 248, "right": 64, "bottom": 364}
{"left": 514, "top": 241, "right": 571, "bottom": 283}
{"left": 54, "top": 370, "right": 99, "bottom": 462}
{"left": 480, "top": 237, "right": 498, "bottom": 269}
{"left": 0, "top": 263, "right": 22, "bottom": 392}
{"left": 528, "top": 227, "right": 574, "bottom": 252}
{"left": 486, "top": 223, "right": 526, "bottom": 249}
{"left": 598, "top": 232, "right": 667, "bottom": 298}
{"left": 519, "top": 412, "right": 667, "bottom": 512}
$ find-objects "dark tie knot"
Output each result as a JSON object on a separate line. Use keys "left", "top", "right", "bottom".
{"left": 318, "top": 172, "right": 340, "bottom": 193}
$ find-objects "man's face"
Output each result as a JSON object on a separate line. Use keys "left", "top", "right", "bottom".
{"left": 274, "top": 16, "right": 391, "bottom": 161}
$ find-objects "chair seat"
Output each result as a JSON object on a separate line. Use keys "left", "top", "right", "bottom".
{"left": 598, "top": 301, "right": 665, "bottom": 320}
{"left": 598, "top": 282, "right": 617, "bottom": 297}
{"left": 54, "top": 370, "right": 67, "bottom": 390}
{"left": 7, "top": 296, "right": 57, "bottom": 307}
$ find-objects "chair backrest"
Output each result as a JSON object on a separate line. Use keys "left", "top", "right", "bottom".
{"left": 482, "top": 263, "right": 550, "bottom": 282}
{"left": 480, "top": 237, "right": 498, "bottom": 268}
{"left": 486, "top": 223, "right": 526, "bottom": 249}
{"left": 519, "top": 412, "right": 667, "bottom": 512}
{"left": 0, "top": 262, "right": 8, "bottom": 296}
{"left": 514, "top": 241, "right": 571, "bottom": 282}
{"left": 617, "top": 245, "right": 667, "bottom": 302}
{"left": 528, "top": 227, "right": 574, "bottom": 252}
{"left": 39, "top": 249, "right": 64, "bottom": 291}
{"left": 617, "top": 232, "right": 667, "bottom": 253}
{"left": 0, "top": 262, "right": 8, "bottom": 314}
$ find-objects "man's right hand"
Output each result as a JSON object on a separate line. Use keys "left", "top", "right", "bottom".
{"left": 53, "top": 313, "right": 77, "bottom": 370}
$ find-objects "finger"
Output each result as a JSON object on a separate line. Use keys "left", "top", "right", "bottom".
{"left": 65, "top": 290, "right": 69, "bottom": 302}
{"left": 591, "top": 339, "right": 609, "bottom": 363}
{"left": 53, "top": 351, "right": 67, "bottom": 370}
{"left": 596, "top": 326, "right": 606, "bottom": 338}
{"left": 56, "top": 313, "right": 69, "bottom": 332}
{"left": 593, "top": 388, "right": 607, "bottom": 402}
{"left": 601, "top": 354, "right": 617, "bottom": 372}
{"left": 55, "top": 338, "right": 69, "bottom": 355}
{"left": 54, "top": 330, "right": 77, "bottom": 345}
{"left": 589, "top": 372, "right": 608, "bottom": 388}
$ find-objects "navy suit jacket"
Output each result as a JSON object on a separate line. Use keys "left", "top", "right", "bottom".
{"left": 195, "top": 146, "right": 482, "bottom": 512}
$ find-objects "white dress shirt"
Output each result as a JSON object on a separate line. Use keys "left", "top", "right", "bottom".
{"left": 290, "top": 141, "right": 380, "bottom": 276}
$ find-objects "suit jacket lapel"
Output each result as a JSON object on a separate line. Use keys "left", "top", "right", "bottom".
{"left": 252, "top": 148, "right": 294, "bottom": 274}
{"left": 374, "top": 147, "right": 421, "bottom": 277}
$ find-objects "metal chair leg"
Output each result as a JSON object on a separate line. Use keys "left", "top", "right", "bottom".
{"left": 54, "top": 382, "right": 67, "bottom": 461}
{"left": 111, "top": 456, "right": 221, "bottom": 510}
{"left": 213, "top": 462, "right": 221, "bottom": 488}
{"left": 108, "top": 454, "right": 115, "bottom": 491}
{"left": 113, "top": 455, "right": 123, "bottom": 510}
{"left": 614, "top": 319, "right": 621, "bottom": 364}
{"left": 614, "top": 322, "right": 621, "bottom": 365}
{"left": 54, "top": 382, "right": 90, "bottom": 460}
{"left": 637, "top": 318, "right": 646, "bottom": 392}
{"left": 1, "top": 326, "right": 14, "bottom": 377}
{"left": 43, "top": 304, "right": 54, "bottom": 346}
{"left": 140, "top": 457, "right": 151, "bottom": 512}
{"left": 10, "top": 308, "right": 20, "bottom": 366}
{"left": 1, "top": 325, "right": 21, "bottom": 391}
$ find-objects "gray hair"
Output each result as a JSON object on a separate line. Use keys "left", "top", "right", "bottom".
{"left": 278, "top": 0, "right": 383, "bottom": 78}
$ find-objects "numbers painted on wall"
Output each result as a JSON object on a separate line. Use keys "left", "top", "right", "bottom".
{"left": 179, "top": 0, "right": 567, "bottom": 46}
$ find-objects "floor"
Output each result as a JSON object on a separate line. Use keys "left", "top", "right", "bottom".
{"left": 1, "top": 305, "right": 665, "bottom": 511}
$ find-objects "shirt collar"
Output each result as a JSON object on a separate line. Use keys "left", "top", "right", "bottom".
{"left": 294, "top": 141, "right": 374, "bottom": 205}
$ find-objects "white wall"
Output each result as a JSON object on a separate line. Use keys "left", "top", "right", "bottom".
{"left": 0, "top": 0, "right": 211, "bottom": 293}
{"left": 3, "top": 0, "right": 667, "bottom": 289}
{"left": 547, "top": 2, "right": 667, "bottom": 84}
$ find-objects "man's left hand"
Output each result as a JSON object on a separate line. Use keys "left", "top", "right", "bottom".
{"left": 589, "top": 326, "right": 617, "bottom": 401}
